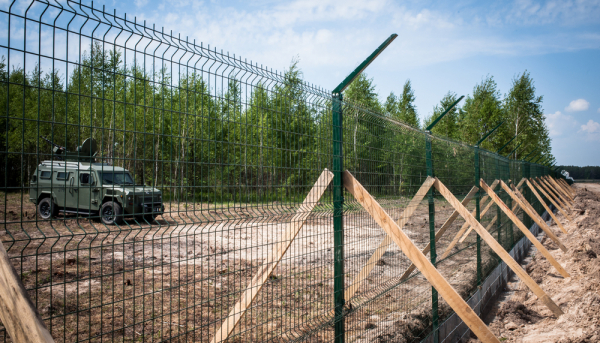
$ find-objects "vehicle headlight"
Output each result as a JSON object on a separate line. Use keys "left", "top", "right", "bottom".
{"left": 159, "top": 195, "right": 162, "bottom": 200}
{"left": 127, "top": 196, "right": 132, "bottom": 200}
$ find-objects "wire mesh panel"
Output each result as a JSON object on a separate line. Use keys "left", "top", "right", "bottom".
{"left": 0, "top": 1, "right": 557, "bottom": 342}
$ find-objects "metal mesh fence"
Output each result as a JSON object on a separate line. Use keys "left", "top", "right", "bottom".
{"left": 0, "top": 1, "right": 557, "bottom": 342}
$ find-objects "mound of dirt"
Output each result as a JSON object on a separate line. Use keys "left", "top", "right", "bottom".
{"left": 468, "top": 183, "right": 600, "bottom": 343}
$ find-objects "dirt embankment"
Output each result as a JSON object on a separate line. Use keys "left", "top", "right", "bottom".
{"left": 470, "top": 183, "right": 600, "bottom": 343}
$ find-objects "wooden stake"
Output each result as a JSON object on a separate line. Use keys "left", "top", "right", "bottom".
{"left": 455, "top": 178, "right": 526, "bottom": 245}
{"left": 539, "top": 178, "right": 572, "bottom": 210}
{"left": 559, "top": 179, "right": 575, "bottom": 196}
{"left": 523, "top": 179, "right": 568, "bottom": 234}
{"left": 530, "top": 179, "right": 573, "bottom": 222}
{"left": 480, "top": 179, "right": 570, "bottom": 279}
{"left": 398, "top": 186, "right": 479, "bottom": 281}
{"left": 344, "top": 177, "right": 436, "bottom": 301}
{"left": 343, "top": 172, "right": 501, "bottom": 343}
{"left": 499, "top": 181, "right": 568, "bottom": 253}
{"left": 0, "top": 240, "right": 55, "bottom": 343}
{"left": 547, "top": 177, "right": 574, "bottom": 202}
{"left": 554, "top": 178, "right": 573, "bottom": 197}
{"left": 211, "top": 169, "right": 334, "bottom": 343}
{"left": 437, "top": 178, "right": 564, "bottom": 317}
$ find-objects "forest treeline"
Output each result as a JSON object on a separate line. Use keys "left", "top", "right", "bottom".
{"left": 559, "top": 166, "right": 600, "bottom": 180}
{"left": 0, "top": 43, "right": 552, "bottom": 201}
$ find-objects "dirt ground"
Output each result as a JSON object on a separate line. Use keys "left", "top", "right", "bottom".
{"left": 468, "top": 182, "right": 600, "bottom": 343}
{"left": 0, "top": 188, "right": 507, "bottom": 342}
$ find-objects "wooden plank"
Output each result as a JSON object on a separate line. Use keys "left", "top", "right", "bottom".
{"left": 458, "top": 198, "right": 495, "bottom": 243}
{"left": 440, "top": 180, "right": 506, "bottom": 252}
{"left": 0, "top": 240, "right": 55, "bottom": 343}
{"left": 344, "top": 177, "right": 436, "bottom": 301}
{"left": 210, "top": 169, "right": 334, "bottom": 343}
{"left": 557, "top": 179, "right": 574, "bottom": 197}
{"left": 480, "top": 179, "right": 570, "bottom": 279}
{"left": 539, "top": 178, "right": 572, "bottom": 211}
{"left": 530, "top": 179, "right": 573, "bottom": 222}
{"left": 457, "top": 178, "right": 528, "bottom": 243}
{"left": 343, "top": 172, "right": 501, "bottom": 343}
{"left": 398, "top": 186, "right": 479, "bottom": 281}
{"left": 500, "top": 180, "right": 568, "bottom": 253}
{"left": 548, "top": 176, "right": 573, "bottom": 200}
{"left": 543, "top": 177, "right": 573, "bottom": 207}
{"left": 547, "top": 177, "right": 574, "bottom": 202}
{"left": 523, "top": 179, "right": 568, "bottom": 234}
{"left": 438, "top": 178, "right": 564, "bottom": 317}
{"left": 559, "top": 179, "right": 575, "bottom": 196}
{"left": 538, "top": 177, "right": 570, "bottom": 210}
{"left": 554, "top": 178, "right": 573, "bottom": 198}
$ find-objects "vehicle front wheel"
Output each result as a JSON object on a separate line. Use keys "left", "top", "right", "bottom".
{"left": 38, "top": 197, "right": 58, "bottom": 219}
{"left": 100, "top": 201, "right": 123, "bottom": 225}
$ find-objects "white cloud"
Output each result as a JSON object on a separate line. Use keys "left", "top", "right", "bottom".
{"left": 580, "top": 119, "right": 600, "bottom": 141}
{"left": 546, "top": 111, "right": 578, "bottom": 138}
{"left": 129, "top": 0, "right": 600, "bottom": 79}
{"left": 565, "top": 99, "right": 590, "bottom": 112}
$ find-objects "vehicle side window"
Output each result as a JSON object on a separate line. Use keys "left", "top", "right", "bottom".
{"left": 40, "top": 171, "right": 51, "bottom": 179}
{"left": 57, "top": 172, "right": 68, "bottom": 180}
{"left": 80, "top": 173, "right": 90, "bottom": 185}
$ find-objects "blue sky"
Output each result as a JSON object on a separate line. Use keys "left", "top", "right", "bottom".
{"left": 4, "top": 0, "right": 600, "bottom": 166}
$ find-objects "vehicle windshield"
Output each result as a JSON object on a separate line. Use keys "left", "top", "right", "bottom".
{"left": 98, "top": 172, "right": 134, "bottom": 185}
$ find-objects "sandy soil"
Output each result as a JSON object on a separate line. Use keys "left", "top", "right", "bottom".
{"left": 469, "top": 182, "right": 600, "bottom": 343}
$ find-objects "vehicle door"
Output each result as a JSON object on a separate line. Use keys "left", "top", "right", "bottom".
{"left": 78, "top": 171, "right": 98, "bottom": 211}
{"left": 54, "top": 171, "right": 70, "bottom": 208}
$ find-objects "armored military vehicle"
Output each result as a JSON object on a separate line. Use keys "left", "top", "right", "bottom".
{"left": 29, "top": 138, "right": 164, "bottom": 225}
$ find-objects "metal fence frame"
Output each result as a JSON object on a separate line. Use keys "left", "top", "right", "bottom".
{"left": 1, "top": 1, "right": 559, "bottom": 342}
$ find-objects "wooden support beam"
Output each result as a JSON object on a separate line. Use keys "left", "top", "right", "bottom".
{"left": 344, "top": 177, "right": 436, "bottom": 301}
{"left": 438, "top": 179, "right": 564, "bottom": 317}
{"left": 559, "top": 179, "right": 575, "bottom": 196}
{"left": 499, "top": 181, "right": 568, "bottom": 253}
{"left": 480, "top": 179, "right": 570, "bottom": 279}
{"left": 530, "top": 179, "right": 573, "bottom": 222}
{"left": 523, "top": 179, "right": 568, "bottom": 234}
{"left": 398, "top": 186, "right": 479, "bottom": 281}
{"left": 558, "top": 179, "right": 574, "bottom": 197}
{"left": 455, "top": 178, "right": 527, "bottom": 245}
{"left": 210, "top": 169, "right": 334, "bottom": 343}
{"left": 554, "top": 178, "right": 572, "bottom": 197}
{"left": 547, "top": 177, "right": 573, "bottom": 202}
{"left": 538, "top": 178, "right": 571, "bottom": 210}
{"left": 458, "top": 198, "right": 495, "bottom": 244}
{"left": 545, "top": 176, "right": 573, "bottom": 205}
{"left": 0, "top": 240, "right": 55, "bottom": 343}
{"left": 343, "top": 172, "right": 501, "bottom": 343}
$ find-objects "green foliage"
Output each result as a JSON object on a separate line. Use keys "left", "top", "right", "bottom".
{"left": 385, "top": 80, "right": 419, "bottom": 128}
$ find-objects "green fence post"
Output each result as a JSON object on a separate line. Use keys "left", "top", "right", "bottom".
{"left": 425, "top": 131, "right": 438, "bottom": 343}
{"left": 332, "top": 93, "right": 345, "bottom": 343}
{"left": 330, "top": 33, "right": 397, "bottom": 343}
{"left": 474, "top": 146, "right": 482, "bottom": 287}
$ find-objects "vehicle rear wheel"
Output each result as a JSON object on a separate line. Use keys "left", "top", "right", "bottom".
{"left": 38, "top": 197, "right": 58, "bottom": 219}
{"left": 100, "top": 201, "right": 123, "bottom": 225}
